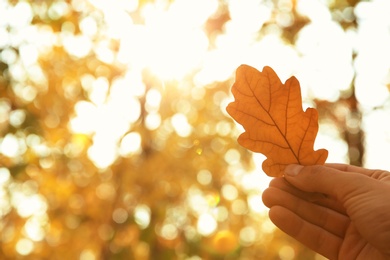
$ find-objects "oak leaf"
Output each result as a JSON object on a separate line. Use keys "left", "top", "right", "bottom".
{"left": 226, "top": 65, "right": 328, "bottom": 177}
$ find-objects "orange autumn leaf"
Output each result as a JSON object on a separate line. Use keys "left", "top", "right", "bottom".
{"left": 226, "top": 65, "right": 328, "bottom": 177}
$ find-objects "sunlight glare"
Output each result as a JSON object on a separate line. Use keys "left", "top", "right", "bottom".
{"left": 0, "top": 27, "right": 7, "bottom": 48}
{"left": 79, "top": 16, "right": 98, "bottom": 37}
{"left": 239, "top": 226, "right": 257, "bottom": 246}
{"left": 261, "top": 218, "right": 276, "bottom": 234}
{"left": 0, "top": 133, "right": 26, "bottom": 158}
{"left": 15, "top": 238, "right": 34, "bottom": 256}
{"left": 24, "top": 215, "right": 47, "bottom": 241}
{"left": 69, "top": 101, "right": 97, "bottom": 134}
{"left": 89, "top": 77, "right": 109, "bottom": 105}
{"left": 231, "top": 199, "right": 247, "bottom": 215}
{"left": 197, "top": 213, "right": 217, "bottom": 236}
{"left": 355, "top": 77, "right": 389, "bottom": 108}
{"left": 134, "top": 204, "right": 151, "bottom": 229}
{"left": 146, "top": 89, "right": 162, "bottom": 114}
{"left": 188, "top": 190, "right": 209, "bottom": 216}
{"left": 63, "top": 34, "right": 92, "bottom": 58}
{"left": 317, "top": 124, "right": 349, "bottom": 163}
{"left": 213, "top": 206, "right": 229, "bottom": 222}
{"left": 169, "top": 0, "right": 218, "bottom": 28}
{"left": 13, "top": 193, "right": 48, "bottom": 218}
{"left": 0, "top": 168, "right": 11, "bottom": 185}
{"left": 228, "top": 0, "right": 272, "bottom": 33}
{"left": 247, "top": 194, "right": 264, "bottom": 214}
{"left": 120, "top": 132, "right": 142, "bottom": 156}
{"left": 113, "top": 72, "right": 146, "bottom": 97}
{"left": 79, "top": 249, "right": 97, "bottom": 260}
{"left": 95, "top": 40, "right": 115, "bottom": 64}
{"left": 48, "top": 1, "right": 70, "bottom": 20}
{"left": 362, "top": 109, "right": 390, "bottom": 170}
{"left": 224, "top": 149, "right": 240, "bottom": 165}
{"left": 171, "top": 113, "right": 192, "bottom": 137}
{"left": 145, "top": 113, "right": 161, "bottom": 130}
{"left": 146, "top": 27, "right": 208, "bottom": 80}
{"left": 0, "top": 189, "right": 11, "bottom": 217}
{"left": 89, "top": 0, "right": 134, "bottom": 39}
{"left": 241, "top": 169, "right": 269, "bottom": 193}
{"left": 9, "top": 2, "right": 33, "bottom": 28}
{"left": 0, "top": 47, "right": 17, "bottom": 65}
{"left": 71, "top": 76, "right": 142, "bottom": 168}
{"left": 296, "top": 0, "right": 331, "bottom": 22}
{"left": 354, "top": 0, "right": 390, "bottom": 109}
{"left": 197, "top": 169, "right": 212, "bottom": 186}
{"left": 295, "top": 21, "right": 353, "bottom": 101}
{"left": 278, "top": 245, "right": 295, "bottom": 260}
{"left": 221, "top": 184, "right": 238, "bottom": 201}
{"left": 160, "top": 223, "right": 179, "bottom": 240}
{"left": 19, "top": 44, "right": 38, "bottom": 67}
{"left": 119, "top": 0, "right": 214, "bottom": 80}
{"left": 9, "top": 109, "right": 26, "bottom": 127}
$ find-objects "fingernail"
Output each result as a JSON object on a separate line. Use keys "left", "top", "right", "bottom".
{"left": 284, "top": 164, "right": 303, "bottom": 176}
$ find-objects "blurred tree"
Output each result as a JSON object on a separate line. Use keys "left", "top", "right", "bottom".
{"left": 1, "top": 0, "right": 388, "bottom": 259}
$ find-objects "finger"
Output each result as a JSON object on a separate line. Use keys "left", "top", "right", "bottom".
{"left": 269, "top": 178, "right": 327, "bottom": 201}
{"left": 283, "top": 164, "right": 378, "bottom": 203}
{"left": 262, "top": 186, "right": 349, "bottom": 238}
{"left": 325, "top": 163, "right": 369, "bottom": 173}
{"left": 269, "top": 205, "right": 341, "bottom": 260}
{"left": 268, "top": 178, "right": 346, "bottom": 214}
{"left": 326, "top": 163, "right": 390, "bottom": 179}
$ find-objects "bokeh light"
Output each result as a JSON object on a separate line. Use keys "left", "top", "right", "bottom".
{"left": 1, "top": 0, "right": 390, "bottom": 259}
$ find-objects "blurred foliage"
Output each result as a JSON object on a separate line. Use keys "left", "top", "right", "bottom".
{"left": 0, "top": 0, "right": 382, "bottom": 259}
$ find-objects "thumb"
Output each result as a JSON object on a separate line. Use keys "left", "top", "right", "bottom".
{"left": 284, "top": 164, "right": 373, "bottom": 201}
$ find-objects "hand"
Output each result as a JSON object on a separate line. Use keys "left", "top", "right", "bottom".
{"left": 262, "top": 163, "right": 390, "bottom": 260}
